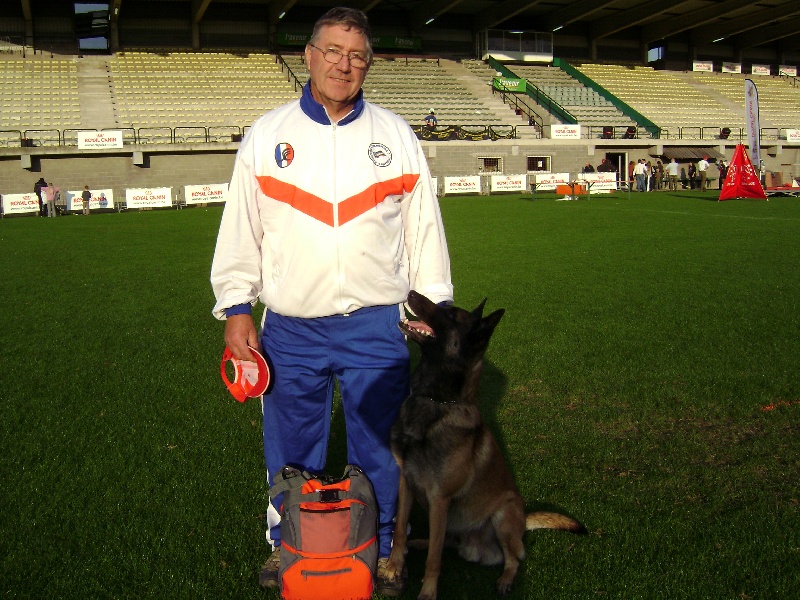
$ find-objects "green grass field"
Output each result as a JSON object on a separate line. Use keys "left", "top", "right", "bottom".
{"left": 2, "top": 191, "right": 798, "bottom": 599}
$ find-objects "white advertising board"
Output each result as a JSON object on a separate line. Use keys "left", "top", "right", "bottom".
{"left": 786, "top": 129, "right": 800, "bottom": 142}
{"left": 779, "top": 65, "right": 797, "bottom": 77}
{"left": 65, "top": 188, "right": 115, "bottom": 211}
{"left": 443, "top": 176, "right": 481, "bottom": 195}
{"left": 692, "top": 61, "right": 714, "bottom": 73}
{"left": 1, "top": 192, "right": 40, "bottom": 215}
{"left": 722, "top": 62, "right": 742, "bottom": 74}
{"left": 549, "top": 124, "right": 581, "bottom": 139}
{"left": 531, "top": 172, "right": 570, "bottom": 191}
{"left": 577, "top": 172, "right": 618, "bottom": 193}
{"left": 184, "top": 183, "right": 228, "bottom": 205}
{"left": 125, "top": 187, "right": 173, "bottom": 208}
{"left": 751, "top": 65, "right": 771, "bottom": 76}
{"left": 490, "top": 174, "right": 527, "bottom": 193}
{"left": 78, "top": 130, "right": 124, "bottom": 150}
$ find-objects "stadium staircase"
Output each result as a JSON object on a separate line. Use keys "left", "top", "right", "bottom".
{"left": 76, "top": 56, "right": 116, "bottom": 129}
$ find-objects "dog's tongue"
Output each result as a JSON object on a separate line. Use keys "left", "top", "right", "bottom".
{"left": 406, "top": 320, "right": 434, "bottom": 336}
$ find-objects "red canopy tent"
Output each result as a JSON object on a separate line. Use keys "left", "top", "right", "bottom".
{"left": 719, "top": 144, "right": 767, "bottom": 201}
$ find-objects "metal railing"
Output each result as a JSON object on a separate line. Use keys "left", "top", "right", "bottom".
{"left": 3, "top": 125, "right": 795, "bottom": 147}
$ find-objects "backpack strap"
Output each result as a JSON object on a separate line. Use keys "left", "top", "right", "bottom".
{"left": 268, "top": 465, "right": 313, "bottom": 498}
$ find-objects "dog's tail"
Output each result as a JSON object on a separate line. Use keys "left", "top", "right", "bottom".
{"left": 526, "top": 512, "right": 587, "bottom": 534}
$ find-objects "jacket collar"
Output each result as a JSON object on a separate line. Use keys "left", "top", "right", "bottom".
{"left": 300, "top": 81, "right": 364, "bottom": 126}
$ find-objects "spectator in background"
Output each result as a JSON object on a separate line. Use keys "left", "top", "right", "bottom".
{"left": 666, "top": 158, "right": 680, "bottom": 191}
{"left": 81, "top": 185, "right": 91, "bottom": 216}
{"left": 717, "top": 160, "right": 728, "bottom": 189}
{"left": 688, "top": 162, "right": 697, "bottom": 189}
{"left": 424, "top": 109, "right": 437, "bottom": 128}
{"left": 34, "top": 177, "right": 46, "bottom": 217}
{"left": 582, "top": 162, "right": 595, "bottom": 173}
{"left": 697, "top": 155, "right": 710, "bottom": 191}
{"left": 634, "top": 159, "right": 647, "bottom": 191}
{"left": 655, "top": 160, "right": 664, "bottom": 190}
{"left": 628, "top": 160, "right": 635, "bottom": 187}
{"left": 43, "top": 182, "right": 59, "bottom": 217}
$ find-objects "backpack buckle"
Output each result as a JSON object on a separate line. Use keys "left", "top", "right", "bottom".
{"left": 318, "top": 489, "right": 340, "bottom": 503}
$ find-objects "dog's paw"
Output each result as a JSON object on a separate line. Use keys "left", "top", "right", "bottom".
{"left": 496, "top": 575, "right": 514, "bottom": 597}
{"left": 417, "top": 579, "right": 438, "bottom": 600}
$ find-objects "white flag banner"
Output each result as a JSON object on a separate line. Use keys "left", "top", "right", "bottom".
{"left": 745, "top": 79, "right": 761, "bottom": 172}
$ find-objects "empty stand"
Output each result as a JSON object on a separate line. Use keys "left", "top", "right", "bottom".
{"left": 573, "top": 63, "right": 742, "bottom": 137}
{"left": 0, "top": 56, "right": 81, "bottom": 137}
{"left": 109, "top": 51, "right": 299, "bottom": 131}
{"left": 504, "top": 64, "right": 636, "bottom": 130}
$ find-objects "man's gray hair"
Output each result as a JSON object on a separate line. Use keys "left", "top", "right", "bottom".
{"left": 309, "top": 6, "right": 372, "bottom": 59}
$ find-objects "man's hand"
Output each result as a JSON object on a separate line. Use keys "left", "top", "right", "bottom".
{"left": 224, "top": 314, "right": 259, "bottom": 361}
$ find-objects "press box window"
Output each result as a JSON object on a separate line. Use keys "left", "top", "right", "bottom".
{"left": 478, "top": 157, "right": 502, "bottom": 173}
{"left": 527, "top": 156, "right": 551, "bottom": 172}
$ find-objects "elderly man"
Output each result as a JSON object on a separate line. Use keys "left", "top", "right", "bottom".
{"left": 210, "top": 7, "right": 452, "bottom": 595}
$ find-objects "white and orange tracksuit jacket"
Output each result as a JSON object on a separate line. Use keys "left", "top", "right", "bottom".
{"left": 211, "top": 83, "right": 452, "bottom": 319}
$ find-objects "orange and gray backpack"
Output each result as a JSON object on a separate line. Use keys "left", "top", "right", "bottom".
{"left": 269, "top": 465, "right": 378, "bottom": 600}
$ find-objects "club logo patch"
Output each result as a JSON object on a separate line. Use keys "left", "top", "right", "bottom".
{"left": 275, "top": 143, "right": 294, "bottom": 168}
{"left": 368, "top": 143, "right": 392, "bottom": 167}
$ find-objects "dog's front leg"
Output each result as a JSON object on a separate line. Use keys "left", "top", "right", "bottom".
{"left": 385, "top": 472, "right": 413, "bottom": 581}
{"left": 418, "top": 495, "right": 450, "bottom": 600}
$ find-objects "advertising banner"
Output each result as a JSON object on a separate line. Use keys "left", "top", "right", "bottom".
{"left": 492, "top": 77, "right": 526, "bottom": 92}
{"left": 184, "top": 183, "right": 228, "bottom": 205}
{"left": 786, "top": 129, "right": 800, "bottom": 142}
{"left": 1, "top": 193, "right": 40, "bottom": 215}
{"left": 65, "top": 188, "right": 114, "bottom": 211}
{"left": 443, "top": 176, "right": 481, "bottom": 195}
{"left": 745, "top": 79, "right": 761, "bottom": 171}
{"left": 78, "top": 130, "right": 123, "bottom": 150}
{"left": 692, "top": 61, "right": 713, "bottom": 73}
{"left": 490, "top": 174, "right": 527, "bottom": 193}
{"left": 531, "top": 172, "right": 570, "bottom": 191}
{"left": 577, "top": 172, "right": 618, "bottom": 192}
{"left": 751, "top": 65, "right": 771, "bottom": 76}
{"left": 550, "top": 124, "right": 581, "bottom": 139}
{"left": 125, "top": 187, "right": 172, "bottom": 208}
{"left": 722, "top": 62, "right": 742, "bottom": 74}
{"left": 778, "top": 65, "right": 797, "bottom": 77}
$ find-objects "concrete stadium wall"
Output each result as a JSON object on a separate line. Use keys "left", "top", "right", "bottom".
{"left": 2, "top": 140, "right": 799, "bottom": 200}
{"left": 0, "top": 148, "right": 236, "bottom": 198}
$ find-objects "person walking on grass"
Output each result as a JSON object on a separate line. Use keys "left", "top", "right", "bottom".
{"left": 210, "top": 7, "right": 452, "bottom": 596}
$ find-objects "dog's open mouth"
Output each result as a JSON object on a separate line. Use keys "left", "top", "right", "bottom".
{"left": 400, "top": 319, "right": 435, "bottom": 338}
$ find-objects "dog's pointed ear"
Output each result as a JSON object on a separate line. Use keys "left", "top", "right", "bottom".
{"left": 482, "top": 308, "right": 505, "bottom": 333}
{"left": 472, "top": 298, "right": 488, "bottom": 319}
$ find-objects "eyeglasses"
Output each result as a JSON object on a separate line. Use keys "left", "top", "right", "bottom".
{"left": 308, "top": 44, "right": 369, "bottom": 69}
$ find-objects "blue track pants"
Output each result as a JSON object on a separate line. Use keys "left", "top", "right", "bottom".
{"left": 260, "top": 304, "right": 409, "bottom": 557}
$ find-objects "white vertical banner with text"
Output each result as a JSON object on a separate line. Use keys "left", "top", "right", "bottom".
{"left": 745, "top": 79, "right": 761, "bottom": 171}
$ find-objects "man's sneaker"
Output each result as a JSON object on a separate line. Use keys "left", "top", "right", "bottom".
{"left": 376, "top": 557, "right": 407, "bottom": 597}
{"left": 258, "top": 548, "right": 281, "bottom": 589}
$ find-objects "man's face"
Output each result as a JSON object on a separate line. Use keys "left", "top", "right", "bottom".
{"left": 305, "top": 24, "right": 370, "bottom": 120}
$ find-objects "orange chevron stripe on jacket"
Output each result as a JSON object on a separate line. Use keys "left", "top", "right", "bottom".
{"left": 257, "top": 174, "right": 420, "bottom": 226}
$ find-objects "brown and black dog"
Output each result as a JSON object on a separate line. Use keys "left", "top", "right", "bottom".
{"left": 384, "top": 290, "right": 585, "bottom": 600}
